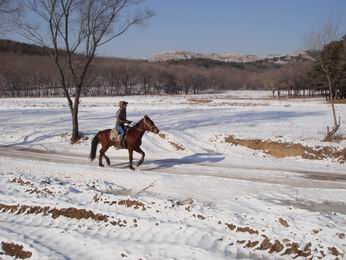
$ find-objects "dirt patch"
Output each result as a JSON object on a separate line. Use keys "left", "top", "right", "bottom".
{"left": 329, "top": 99, "right": 346, "bottom": 104}
{"left": 278, "top": 217, "right": 289, "bottom": 227}
{"left": 49, "top": 207, "right": 109, "bottom": 221}
{"left": 159, "top": 132, "right": 186, "bottom": 151}
{"left": 225, "top": 135, "right": 346, "bottom": 163}
{"left": 225, "top": 223, "right": 236, "bottom": 231}
{"left": 328, "top": 246, "right": 343, "bottom": 257}
{"left": 0, "top": 203, "right": 109, "bottom": 222}
{"left": 25, "top": 188, "right": 53, "bottom": 196}
{"left": 256, "top": 238, "right": 284, "bottom": 253}
{"left": 158, "top": 133, "right": 167, "bottom": 139}
{"left": 10, "top": 177, "right": 31, "bottom": 186}
{"left": 244, "top": 240, "right": 259, "bottom": 248}
{"left": 236, "top": 226, "right": 259, "bottom": 235}
{"left": 223, "top": 222, "right": 331, "bottom": 258}
{"left": 168, "top": 141, "right": 185, "bottom": 151}
{"left": 111, "top": 199, "right": 147, "bottom": 210}
{"left": 1, "top": 242, "right": 32, "bottom": 259}
{"left": 331, "top": 134, "right": 346, "bottom": 142}
{"left": 188, "top": 98, "right": 212, "bottom": 104}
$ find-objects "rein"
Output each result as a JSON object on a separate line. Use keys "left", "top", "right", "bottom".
{"left": 133, "top": 118, "right": 155, "bottom": 132}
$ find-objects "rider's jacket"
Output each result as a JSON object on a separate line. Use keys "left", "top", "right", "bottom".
{"left": 116, "top": 108, "right": 127, "bottom": 128}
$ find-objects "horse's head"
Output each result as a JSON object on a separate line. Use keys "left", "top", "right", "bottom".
{"left": 143, "top": 115, "right": 160, "bottom": 134}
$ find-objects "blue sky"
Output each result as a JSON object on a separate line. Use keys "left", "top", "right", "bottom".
{"left": 9, "top": 0, "right": 346, "bottom": 58}
{"left": 97, "top": 0, "right": 346, "bottom": 58}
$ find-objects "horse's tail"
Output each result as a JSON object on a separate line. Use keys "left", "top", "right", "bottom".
{"left": 89, "top": 132, "right": 100, "bottom": 161}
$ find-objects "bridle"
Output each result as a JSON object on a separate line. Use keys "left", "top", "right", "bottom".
{"left": 135, "top": 117, "right": 157, "bottom": 133}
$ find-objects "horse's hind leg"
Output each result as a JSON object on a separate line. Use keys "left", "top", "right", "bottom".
{"left": 134, "top": 147, "right": 145, "bottom": 167}
{"left": 99, "top": 145, "right": 110, "bottom": 167}
{"left": 98, "top": 149, "right": 104, "bottom": 167}
{"left": 103, "top": 145, "right": 111, "bottom": 166}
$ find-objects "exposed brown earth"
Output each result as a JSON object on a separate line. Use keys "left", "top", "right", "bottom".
{"left": 116, "top": 199, "right": 146, "bottom": 210}
{"left": 168, "top": 141, "right": 185, "bottom": 151}
{"left": 159, "top": 133, "right": 186, "bottom": 151}
{"left": 0, "top": 201, "right": 342, "bottom": 258}
{"left": 0, "top": 203, "right": 109, "bottom": 222}
{"left": 278, "top": 217, "right": 289, "bottom": 227}
{"left": 225, "top": 223, "right": 236, "bottom": 231}
{"left": 188, "top": 98, "right": 213, "bottom": 104}
{"left": 330, "top": 99, "right": 346, "bottom": 104}
{"left": 225, "top": 135, "right": 346, "bottom": 163}
{"left": 25, "top": 188, "right": 53, "bottom": 196}
{"left": 10, "top": 177, "right": 31, "bottom": 186}
{"left": 328, "top": 246, "right": 343, "bottom": 257}
{"left": 1, "top": 242, "right": 32, "bottom": 259}
{"left": 236, "top": 226, "right": 259, "bottom": 235}
{"left": 223, "top": 223, "right": 335, "bottom": 258}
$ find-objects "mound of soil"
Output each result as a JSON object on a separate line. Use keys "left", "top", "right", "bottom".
{"left": 0, "top": 203, "right": 109, "bottom": 222}
{"left": 225, "top": 135, "right": 345, "bottom": 163}
{"left": 1, "top": 242, "right": 32, "bottom": 259}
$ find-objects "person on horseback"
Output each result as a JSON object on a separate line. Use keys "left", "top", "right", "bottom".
{"left": 115, "top": 101, "right": 132, "bottom": 148}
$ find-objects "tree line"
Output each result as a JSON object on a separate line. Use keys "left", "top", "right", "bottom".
{"left": 1, "top": 37, "right": 346, "bottom": 100}
{"left": 0, "top": 40, "right": 312, "bottom": 97}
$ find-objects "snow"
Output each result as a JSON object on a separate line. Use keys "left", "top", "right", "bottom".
{"left": 0, "top": 91, "right": 345, "bottom": 259}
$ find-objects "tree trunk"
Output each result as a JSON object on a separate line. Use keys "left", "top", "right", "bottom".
{"left": 70, "top": 84, "right": 82, "bottom": 143}
{"left": 71, "top": 106, "right": 79, "bottom": 143}
{"left": 324, "top": 73, "right": 340, "bottom": 141}
{"left": 326, "top": 74, "right": 338, "bottom": 128}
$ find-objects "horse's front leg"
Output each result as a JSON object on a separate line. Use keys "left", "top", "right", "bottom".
{"left": 128, "top": 149, "right": 135, "bottom": 171}
{"left": 135, "top": 147, "right": 145, "bottom": 167}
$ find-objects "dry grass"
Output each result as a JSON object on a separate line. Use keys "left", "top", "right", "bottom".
{"left": 329, "top": 99, "right": 346, "bottom": 104}
{"left": 225, "top": 135, "right": 346, "bottom": 163}
{"left": 330, "top": 134, "right": 346, "bottom": 142}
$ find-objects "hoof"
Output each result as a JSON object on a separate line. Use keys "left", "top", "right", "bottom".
{"left": 129, "top": 166, "right": 135, "bottom": 171}
{"left": 99, "top": 164, "right": 104, "bottom": 167}
{"left": 106, "top": 161, "right": 111, "bottom": 166}
{"left": 137, "top": 161, "right": 143, "bottom": 167}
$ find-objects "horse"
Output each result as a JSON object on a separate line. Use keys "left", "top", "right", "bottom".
{"left": 89, "top": 115, "right": 160, "bottom": 170}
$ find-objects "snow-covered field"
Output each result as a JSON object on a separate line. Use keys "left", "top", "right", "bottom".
{"left": 0, "top": 91, "right": 345, "bottom": 259}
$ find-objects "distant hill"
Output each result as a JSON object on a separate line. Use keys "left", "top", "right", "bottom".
{"left": 0, "top": 39, "right": 51, "bottom": 56}
{"left": 150, "top": 50, "right": 314, "bottom": 70}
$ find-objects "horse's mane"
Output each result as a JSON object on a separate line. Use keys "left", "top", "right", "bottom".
{"left": 129, "top": 117, "right": 144, "bottom": 131}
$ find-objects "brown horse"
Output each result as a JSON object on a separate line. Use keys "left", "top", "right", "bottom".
{"left": 89, "top": 115, "right": 159, "bottom": 170}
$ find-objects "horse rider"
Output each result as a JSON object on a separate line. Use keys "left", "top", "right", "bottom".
{"left": 115, "top": 101, "right": 132, "bottom": 148}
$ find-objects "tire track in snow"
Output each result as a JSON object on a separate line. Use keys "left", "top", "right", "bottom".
{"left": 0, "top": 147, "right": 346, "bottom": 189}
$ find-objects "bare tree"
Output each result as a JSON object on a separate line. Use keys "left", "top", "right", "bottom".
{"left": 15, "top": 0, "right": 153, "bottom": 142}
{"left": 0, "top": 0, "right": 20, "bottom": 33}
{"left": 305, "top": 17, "right": 341, "bottom": 141}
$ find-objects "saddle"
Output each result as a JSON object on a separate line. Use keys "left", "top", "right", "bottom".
{"left": 110, "top": 127, "right": 129, "bottom": 148}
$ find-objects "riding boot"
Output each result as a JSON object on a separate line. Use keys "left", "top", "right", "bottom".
{"left": 118, "top": 136, "right": 124, "bottom": 149}
{"left": 121, "top": 136, "right": 126, "bottom": 149}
